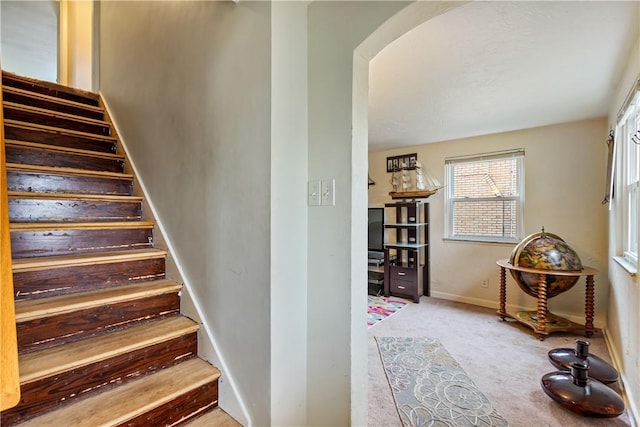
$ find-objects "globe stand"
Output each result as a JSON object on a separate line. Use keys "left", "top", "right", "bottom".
{"left": 496, "top": 259, "right": 598, "bottom": 340}
{"left": 516, "top": 311, "right": 573, "bottom": 327}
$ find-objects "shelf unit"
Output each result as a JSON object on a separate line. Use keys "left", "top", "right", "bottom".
{"left": 367, "top": 258, "right": 384, "bottom": 296}
{"left": 383, "top": 200, "right": 430, "bottom": 303}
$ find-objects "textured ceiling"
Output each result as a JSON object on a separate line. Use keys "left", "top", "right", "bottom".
{"left": 368, "top": 1, "right": 640, "bottom": 152}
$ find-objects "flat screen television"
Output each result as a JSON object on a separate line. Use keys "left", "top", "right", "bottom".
{"left": 368, "top": 208, "right": 384, "bottom": 255}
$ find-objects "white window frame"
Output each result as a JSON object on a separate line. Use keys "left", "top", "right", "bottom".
{"left": 444, "top": 149, "right": 525, "bottom": 243}
{"left": 616, "top": 88, "right": 640, "bottom": 269}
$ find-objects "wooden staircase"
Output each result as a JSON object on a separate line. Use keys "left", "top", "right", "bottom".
{"left": 0, "top": 71, "right": 230, "bottom": 426}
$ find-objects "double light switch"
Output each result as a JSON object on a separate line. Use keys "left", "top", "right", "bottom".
{"left": 308, "top": 179, "right": 335, "bottom": 206}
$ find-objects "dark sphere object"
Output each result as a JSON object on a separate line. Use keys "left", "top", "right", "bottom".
{"left": 510, "top": 231, "right": 583, "bottom": 298}
{"left": 541, "top": 363, "right": 625, "bottom": 417}
{"left": 548, "top": 340, "right": 619, "bottom": 384}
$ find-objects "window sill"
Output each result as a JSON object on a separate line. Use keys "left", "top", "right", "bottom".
{"left": 612, "top": 256, "right": 637, "bottom": 276}
{"left": 443, "top": 237, "right": 518, "bottom": 246}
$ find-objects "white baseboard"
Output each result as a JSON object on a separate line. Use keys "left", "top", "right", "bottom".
{"left": 603, "top": 327, "right": 640, "bottom": 427}
{"left": 430, "top": 290, "right": 606, "bottom": 329}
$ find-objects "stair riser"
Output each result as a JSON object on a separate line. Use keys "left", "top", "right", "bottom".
{"left": 5, "top": 123, "right": 115, "bottom": 153}
{"left": 2, "top": 73, "right": 100, "bottom": 107}
{"left": 9, "top": 198, "right": 141, "bottom": 223}
{"left": 7, "top": 171, "right": 133, "bottom": 195}
{"left": 18, "top": 293, "right": 180, "bottom": 354}
{"left": 1, "top": 334, "right": 197, "bottom": 426}
{"left": 2, "top": 90, "right": 104, "bottom": 120}
{"left": 13, "top": 258, "right": 166, "bottom": 300}
{"left": 122, "top": 382, "right": 218, "bottom": 427}
{"left": 6, "top": 145, "right": 124, "bottom": 173}
{"left": 11, "top": 228, "right": 153, "bottom": 259}
{"left": 3, "top": 105, "right": 111, "bottom": 136}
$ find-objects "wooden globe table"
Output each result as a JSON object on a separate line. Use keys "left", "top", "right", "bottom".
{"left": 496, "top": 259, "right": 598, "bottom": 340}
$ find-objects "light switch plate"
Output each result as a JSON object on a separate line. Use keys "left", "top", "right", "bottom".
{"left": 321, "top": 179, "right": 335, "bottom": 206}
{"left": 308, "top": 180, "right": 321, "bottom": 206}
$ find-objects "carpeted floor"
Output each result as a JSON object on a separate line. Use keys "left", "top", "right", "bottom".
{"left": 368, "top": 296, "right": 634, "bottom": 427}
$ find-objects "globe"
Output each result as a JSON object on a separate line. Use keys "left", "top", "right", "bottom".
{"left": 509, "top": 230, "right": 583, "bottom": 298}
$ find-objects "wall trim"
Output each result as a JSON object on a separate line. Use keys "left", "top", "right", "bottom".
{"left": 100, "top": 95, "right": 252, "bottom": 426}
{"left": 603, "top": 326, "right": 640, "bottom": 427}
{"left": 430, "top": 291, "right": 606, "bottom": 329}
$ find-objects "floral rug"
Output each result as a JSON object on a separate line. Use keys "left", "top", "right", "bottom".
{"left": 368, "top": 296, "right": 408, "bottom": 327}
{"left": 376, "top": 336, "right": 509, "bottom": 427}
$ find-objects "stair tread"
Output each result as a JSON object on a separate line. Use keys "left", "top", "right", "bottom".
{"left": 10, "top": 221, "right": 154, "bottom": 231}
{"left": 19, "top": 358, "right": 218, "bottom": 426}
{"left": 8, "top": 191, "right": 142, "bottom": 202}
{"left": 6, "top": 162, "right": 133, "bottom": 179}
{"left": 2, "top": 70, "right": 100, "bottom": 102}
{"left": 4, "top": 119, "right": 117, "bottom": 142}
{"left": 19, "top": 316, "right": 200, "bottom": 384}
{"left": 4, "top": 101, "right": 111, "bottom": 127}
{"left": 12, "top": 248, "right": 167, "bottom": 272}
{"left": 3, "top": 86, "right": 104, "bottom": 113}
{"left": 15, "top": 279, "right": 180, "bottom": 322}
{"left": 6, "top": 139, "right": 124, "bottom": 160}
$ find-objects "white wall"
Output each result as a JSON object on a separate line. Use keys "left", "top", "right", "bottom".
{"left": 271, "top": 2, "right": 309, "bottom": 425}
{"left": 607, "top": 32, "right": 640, "bottom": 423}
{"left": 98, "top": 2, "right": 271, "bottom": 425}
{"left": 370, "top": 118, "right": 609, "bottom": 325}
{"left": 306, "top": 2, "right": 467, "bottom": 424}
{"left": 0, "top": 0, "right": 58, "bottom": 82}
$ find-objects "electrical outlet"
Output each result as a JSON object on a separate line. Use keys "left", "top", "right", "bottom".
{"left": 481, "top": 279, "right": 489, "bottom": 288}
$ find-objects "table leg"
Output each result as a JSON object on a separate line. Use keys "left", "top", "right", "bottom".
{"left": 536, "top": 273, "right": 548, "bottom": 339}
{"left": 498, "top": 266, "right": 507, "bottom": 320}
{"left": 585, "top": 275, "right": 595, "bottom": 338}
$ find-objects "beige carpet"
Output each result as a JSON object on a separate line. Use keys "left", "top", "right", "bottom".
{"left": 368, "top": 297, "right": 633, "bottom": 427}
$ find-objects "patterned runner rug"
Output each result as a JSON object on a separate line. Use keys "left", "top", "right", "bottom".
{"left": 376, "top": 337, "right": 509, "bottom": 427}
{"left": 368, "top": 296, "right": 408, "bottom": 327}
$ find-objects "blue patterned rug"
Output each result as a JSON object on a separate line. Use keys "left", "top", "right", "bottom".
{"left": 376, "top": 337, "right": 509, "bottom": 427}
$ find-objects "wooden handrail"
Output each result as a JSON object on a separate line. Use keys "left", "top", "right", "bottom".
{"left": 0, "top": 68, "right": 21, "bottom": 410}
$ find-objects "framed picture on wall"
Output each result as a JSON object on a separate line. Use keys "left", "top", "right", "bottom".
{"left": 386, "top": 153, "right": 417, "bottom": 172}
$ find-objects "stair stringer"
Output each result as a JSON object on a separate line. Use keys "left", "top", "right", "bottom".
{"left": 99, "top": 95, "right": 251, "bottom": 427}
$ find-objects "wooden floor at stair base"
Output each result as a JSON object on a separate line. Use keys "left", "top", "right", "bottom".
{"left": 183, "top": 407, "right": 242, "bottom": 427}
{"left": 16, "top": 358, "right": 220, "bottom": 427}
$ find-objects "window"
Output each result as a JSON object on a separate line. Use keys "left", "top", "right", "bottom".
{"left": 445, "top": 149, "right": 524, "bottom": 243}
{"left": 617, "top": 87, "right": 639, "bottom": 266}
